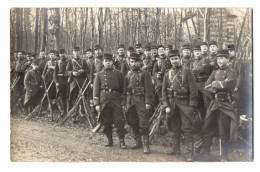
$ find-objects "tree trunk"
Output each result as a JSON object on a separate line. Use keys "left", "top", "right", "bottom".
{"left": 54, "top": 8, "right": 60, "bottom": 51}
{"left": 41, "top": 8, "right": 48, "bottom": 52}
{"left": 34, "top": 8, "right": 39, "bottom": 54}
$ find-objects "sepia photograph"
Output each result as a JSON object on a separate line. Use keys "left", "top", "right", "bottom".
{"left": 9, "top": 6, "right": 253, "bottom": 162}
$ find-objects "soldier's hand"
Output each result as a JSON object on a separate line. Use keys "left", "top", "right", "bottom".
{"left": 165, "top": 107, "right": 171, "bottom": 114}
{"left": 91, "top": 84, "right": 93, "bottom": 88}
{"left": 41, "top": 75, "right": 45, "bottom": 80}
{"left": 56, "top": 83, "right": 60, "bottom": 86}
{"left": 234, "top": 87, "right": 238, "bottom": 92}
{"left": 78, "top": 69, "right": 84, "bottom": 73}
{"left": 95, "top": 105, "right": 101, "bottom": 112}
{"left": 73, "top": 72, "right": 79, "bottom": 76}
{"left": 209, "top": 61, "right": 215, "bottom": 67}
{"left": 145, "top": 104, "right": 151, "bottom": 110}
{"left": 156, "top": 73, "right": 161, "bottom": 79}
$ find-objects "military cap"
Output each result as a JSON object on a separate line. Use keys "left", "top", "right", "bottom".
{"left": 59, "top": 49, "right": 66, "bottom": 54}
{"left": 49, "top": 50, "right": 56, "bottom": 54}
{"left": 144, "top": 45, "right": 151, "bottom": 51}
{"left": 209, "top": 41, "right": 218, "bottom": 46}
{"left": 103, "top": 53, "right": 113, "bottom": 60}
{"left": 73, "top": 47, "right": 80, "bottom": 51}
{"left": 94, "top": 45, "right": 102, "bottom": 50}
{"left": 217, "top": 49, "right": 229, "bottom": 58}
{"left": 130, "top": 53, "right": 141, "bottom": 61}
{"left": 165, "top": 45, "right": 173, "bottom": 49}
{"left": 193, "top": 45, "right": 201, "bottom": 51}
{"left": 85, "top": 48, "right": 93, "bottom": 53}
{"left": 135, "top": 43, "right": 142, "bottom": 48}
{"left": 157, "top": 45, "right": 165, "bottom": 49}
{"left": 17, "top": 50, "right": 23, "bottom": 54}
{"left": 117, "top": 44, "right": 125, "bottom": 49}
{"left": 227, "top": 44, "right": 235, "bottom": 50}
{"left": 181, "top": 43, "right": 191, "bottom": 50}
{"left": 151, "top": 45, "right": 158, "bottom": 50}
{"left": 169, "top": 50, "right": 180, "bottom": 57}
{"left": 127, "top": 47, "right": 134, "bottom": 51}
{"left": 201, "top": 42, "right": 208, "bottom": 46}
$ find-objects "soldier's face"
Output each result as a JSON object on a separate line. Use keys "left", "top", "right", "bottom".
{"left": 17, "top": 52, "right": 23, "bottom": 58}
{"left": 201, "top": 45, "right": 208, "bottom": 53}
{"left": 86, "top": 51, "right": 93, "bottom": 58}
{"left": 151, "top": 49, "right": 158, "bottom": 56}
{"left": 193, "top": 50, "right": 201, "bottom": 59}
{"left": 170, "top": 56, "right": 181, "bottom": 67}
{"left": 144, "top": 50, "right": 151, "bottom": 57}
{"left": 228, "top": 50, "right": 235, "bottom": 57}
{"left": 182, "top": 49, "right": 191, "bottom": 56}
{"left": 103, "top": 59, "right": 113, "bottom": 68}
{"left": 158, "top": 48, "right": 165, "bottom": 56}
{"left": 130, "top": 59, "right": 140, "bottom": 70}
{"left": 40, "top": 52, "right": 46, "bottom": 58}
{"left": 49, "top": 53, "right": 55, "bottom": 59}
{"left": 127, "top": 50, "right": 133, "bottom": 57}
{"left": 14, "top": 53, "right": 17, "bottom": 58}
{"left": 118, "top": 48, "right": 125, "bottom": 56}
{"left": 165, "top": 48, "right": 170, "bottom": 55}
{"left": 73, "top": 50, "right": 79, "bottom": 57}
{"left": 32, "top": 64, "right": 39, "bottom": 70}
{"left": 217, "top": 56, "right": 229, "bottom": 68}
{"left": 210, "top": 45, "right": 218, "bottom": 53}
{"left": 95, "top": 49, "right": 103, "bottom": 56}
{"left": 136, "top": 47, "right": 142, "bottom": 54}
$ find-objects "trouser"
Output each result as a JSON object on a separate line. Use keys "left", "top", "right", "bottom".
{"left": 126, "top": 105, "right": 150, "bottom": 135}
{"left": 101, "top": 101, "right": 127, "bottom": 137}
{"left": 56, "top": 83, "right": 67, "bottom": 113}
{"left": 202, "top": 109, "right": 231, "bottom": 152}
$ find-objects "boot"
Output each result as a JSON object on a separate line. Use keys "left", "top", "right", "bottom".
{"left": 184, "top": 134, "right": 194, "bottom": 162}
{"left": 199, "top": 147, "right": 211, "bottom": 161}
{"left": 221, "top": 142, "right": 229, "bottom": 162}
{"left": 119, "top": 136, "right": 127, "bottom": 149}
{"left": 170, "top": 133, "right": 181, "bottom": 155}
{"left": 105, "top": 132, "right": 113, "bottom": 147}
{"left": 142, "top": 135, "right": 150, "bottom": 154}
{"left": 130, "top": 134, "right": 142, "bottom": 149}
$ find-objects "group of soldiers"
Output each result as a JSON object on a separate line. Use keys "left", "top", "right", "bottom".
{"left": 11, "top": 40, "right": 250, "bottom": 162}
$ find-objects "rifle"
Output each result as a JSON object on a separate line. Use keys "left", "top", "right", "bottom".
{"left": 56, "top": 80, "right": 91, "bottom": 126}
{"left": 25, "top": 80, "right": 54, "bottom": 120}
{"left": 43, "top": 78, "right": 54, "bottom": 121}
{"left": 11, "top": 76, "right": 20, "bottom": 91}
{"left": 89, "top": 111, "right": 103, "bottom": 139}
{"left": 149, "top": 106, "right": 164, "bottom": 142}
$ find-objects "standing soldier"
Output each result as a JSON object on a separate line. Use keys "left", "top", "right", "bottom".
{"left": 150, "top": 45, "right": 158, "bottom": 73}
{"left": 181, "top": 43, "right": 192, "bottom": 69}
{"left": 122, "top": 53, "right": 153, "bottom": 154}
{"left": 93, "top": 53, "right": 127, "bottom": 149}
{"left": 162, "top": 50, "right": 198, "bottom": 162}
{"left": 152, "top": 45, "right": 171, "bottom": 105}
{"left": 165, "top": 45, "right": 173, "bottom": 59}
{"left": 54, "top": 49, "right": 68, "bottom": 118}
{"left": 38, "top": 50, "right": 48, "bottom": 73}
{"left": 66, "top": 47, "right": 89, "bottom": 120}
{"left": 90, "top": 45, "right": 104, "bottom": 85}
{"left": 200, "top": 50, "right": 237, "bottom": 161}
{"left": 135, "top": 43, "right": 144, "bottom": 60}
{"left": 208, "top": 41, "right": 219, "bottom": 74}
{"left": 227, "top": 44, "right": 244, "bottom": 117}
{"left": 200, "top": 42, "right": 209, "bottom": 59}
{"left": 125, "top": 47, "right": 135, "bottom": 73}
{"left": 142, "top": 45, "right": 153, "bottom": 75}
{"left": 42, "top": 50, "right": 57, "bottom": 119}
{"left": 114, "top": 44, "right": 128, "bottom": 76}
{"left": 24, "top": 60, "right": 43, "bottom": 114}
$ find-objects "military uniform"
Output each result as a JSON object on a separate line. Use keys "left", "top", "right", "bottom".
{"left": 162, "top": 50, "right": 198, "bottom": 161}
{"left": 90, "top": 56, "right": 103, "bottom": 84}
{"left": 114, "top": 55, "right": 128, "bottom": 76}
{"left": 54, "top": 55, "right": 68, "bottom": 116}
{"left": 122, "top": 53, "right": 153, "bottom": 153}
{"left": 24, "top": 63, "right": 43, "bottom": 113}
{"left": 201, "top": 50, "right": 238, "bottom": 161}
{"left": 142, "top": 55, "right": 154, "bottom": 75}
{"left": 93, "top": 53, "right": 127, "bottom": 148}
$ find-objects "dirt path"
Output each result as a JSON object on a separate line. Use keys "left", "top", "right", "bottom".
{"left": 10, "top": 116, "right": 252, "bottom": 162}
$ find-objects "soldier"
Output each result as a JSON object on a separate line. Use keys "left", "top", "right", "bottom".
{"left": 181, "top": 43, "right": 192, "bottom": 69}
{"left": 227, "top": 44, "right": 244, "bottom": 117}
{"left": 200, "top": 42, "right": 209, "bottom": 59}
{"left": 122, "top": 53, "right": 153, "bottom": 154}
{"left": 38, "top": 50, "right": 48, "bottom": 73}
{"left": 125, "top": 47, "right": 135, "bottom": 73}
{"left": 208, "top": 41, "right": 219, "bottom": 74}
{"left": 93, "top": 53, "right": 127, "bottom": 149}
{"left": 142, "top": 45, "right": 153, "bottom": 74}
{"left": 66, "top": 47, "right": 89, "bottom": 120}
{"left": 90, "top": 45, "right": 104, "bottom": 85}
{"left": 162, "top": 50, "right": 198, "bottom": 162}
{"left": 135, "top": 43, "right": 144, "bottom": 60}
{"left": 54, "top": 50, "right": 68, "bottom": 118}
{"left": 150, "top": 45, "right": 158, "bottom": 72}
{"left": 152, "top": 45, "right": 171, "bottom": 105}
{"left": 24, "top": 60, "right": 43, "bottom": 114}
{"left": 42, "top": 50, "right": 57, "bottom": 113}
{"left": 200, "top": 50, "right": 237, "bottom": 161}
{"left": 165, "top": 45, "right": 173, "bottom": 59}
{"left": 114, "top": 44, "right": 128, "bottom": 76}
{"left": 85, "top": 49, "right": 95, "bottom": 70}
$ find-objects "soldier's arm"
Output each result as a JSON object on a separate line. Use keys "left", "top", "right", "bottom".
{"left": 53, "top": 63, "right": 58, "bottom": 83}
{"left": 204, "top": 70, "right": 217, "bottom": 93}
{"left": 161, "top": 73, "right": 169, "bottom": 108}
{"left": 65, "top": 60, "right": 73, "bottom": 77}
{"left": 152, "top": 61, "right": 159, "bottom": 77}
{"left": 93, "top": 73, "right": 101, "bottom": 106}
{"left": 90, "top": 63, "right": 95, "bottom": 84}
{"left": 144, "top": 71, "right": 153, "bottom": 105}
{"left": 212, "top": 69, "right": 237, "bottom": 90}
{"left": 187, "top": 69, "right": 198, "bottom": 106}
{"left": 121, "top": 75, "right": 128, "bottom": 107}
{"left": 24, "top": 72, "right": 31, "bottom": 90}
{"left": 42, "top": 62, "right": 48, "bottom": 78}
{"left": 235, "top": 61, "right": 244, "bottom": 90}
{"left": 121, "top": 62, "right": 127, "bottom": 76}
{"left": 203, "top": 58, "right": 211, "bottom": 77}
{"left": 118, "top": 71, "right": 124, "bottom": 94}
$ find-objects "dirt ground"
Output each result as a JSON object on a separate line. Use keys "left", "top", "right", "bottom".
{"left": 10, "top": 113, "right": 253, "bottom": 162}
